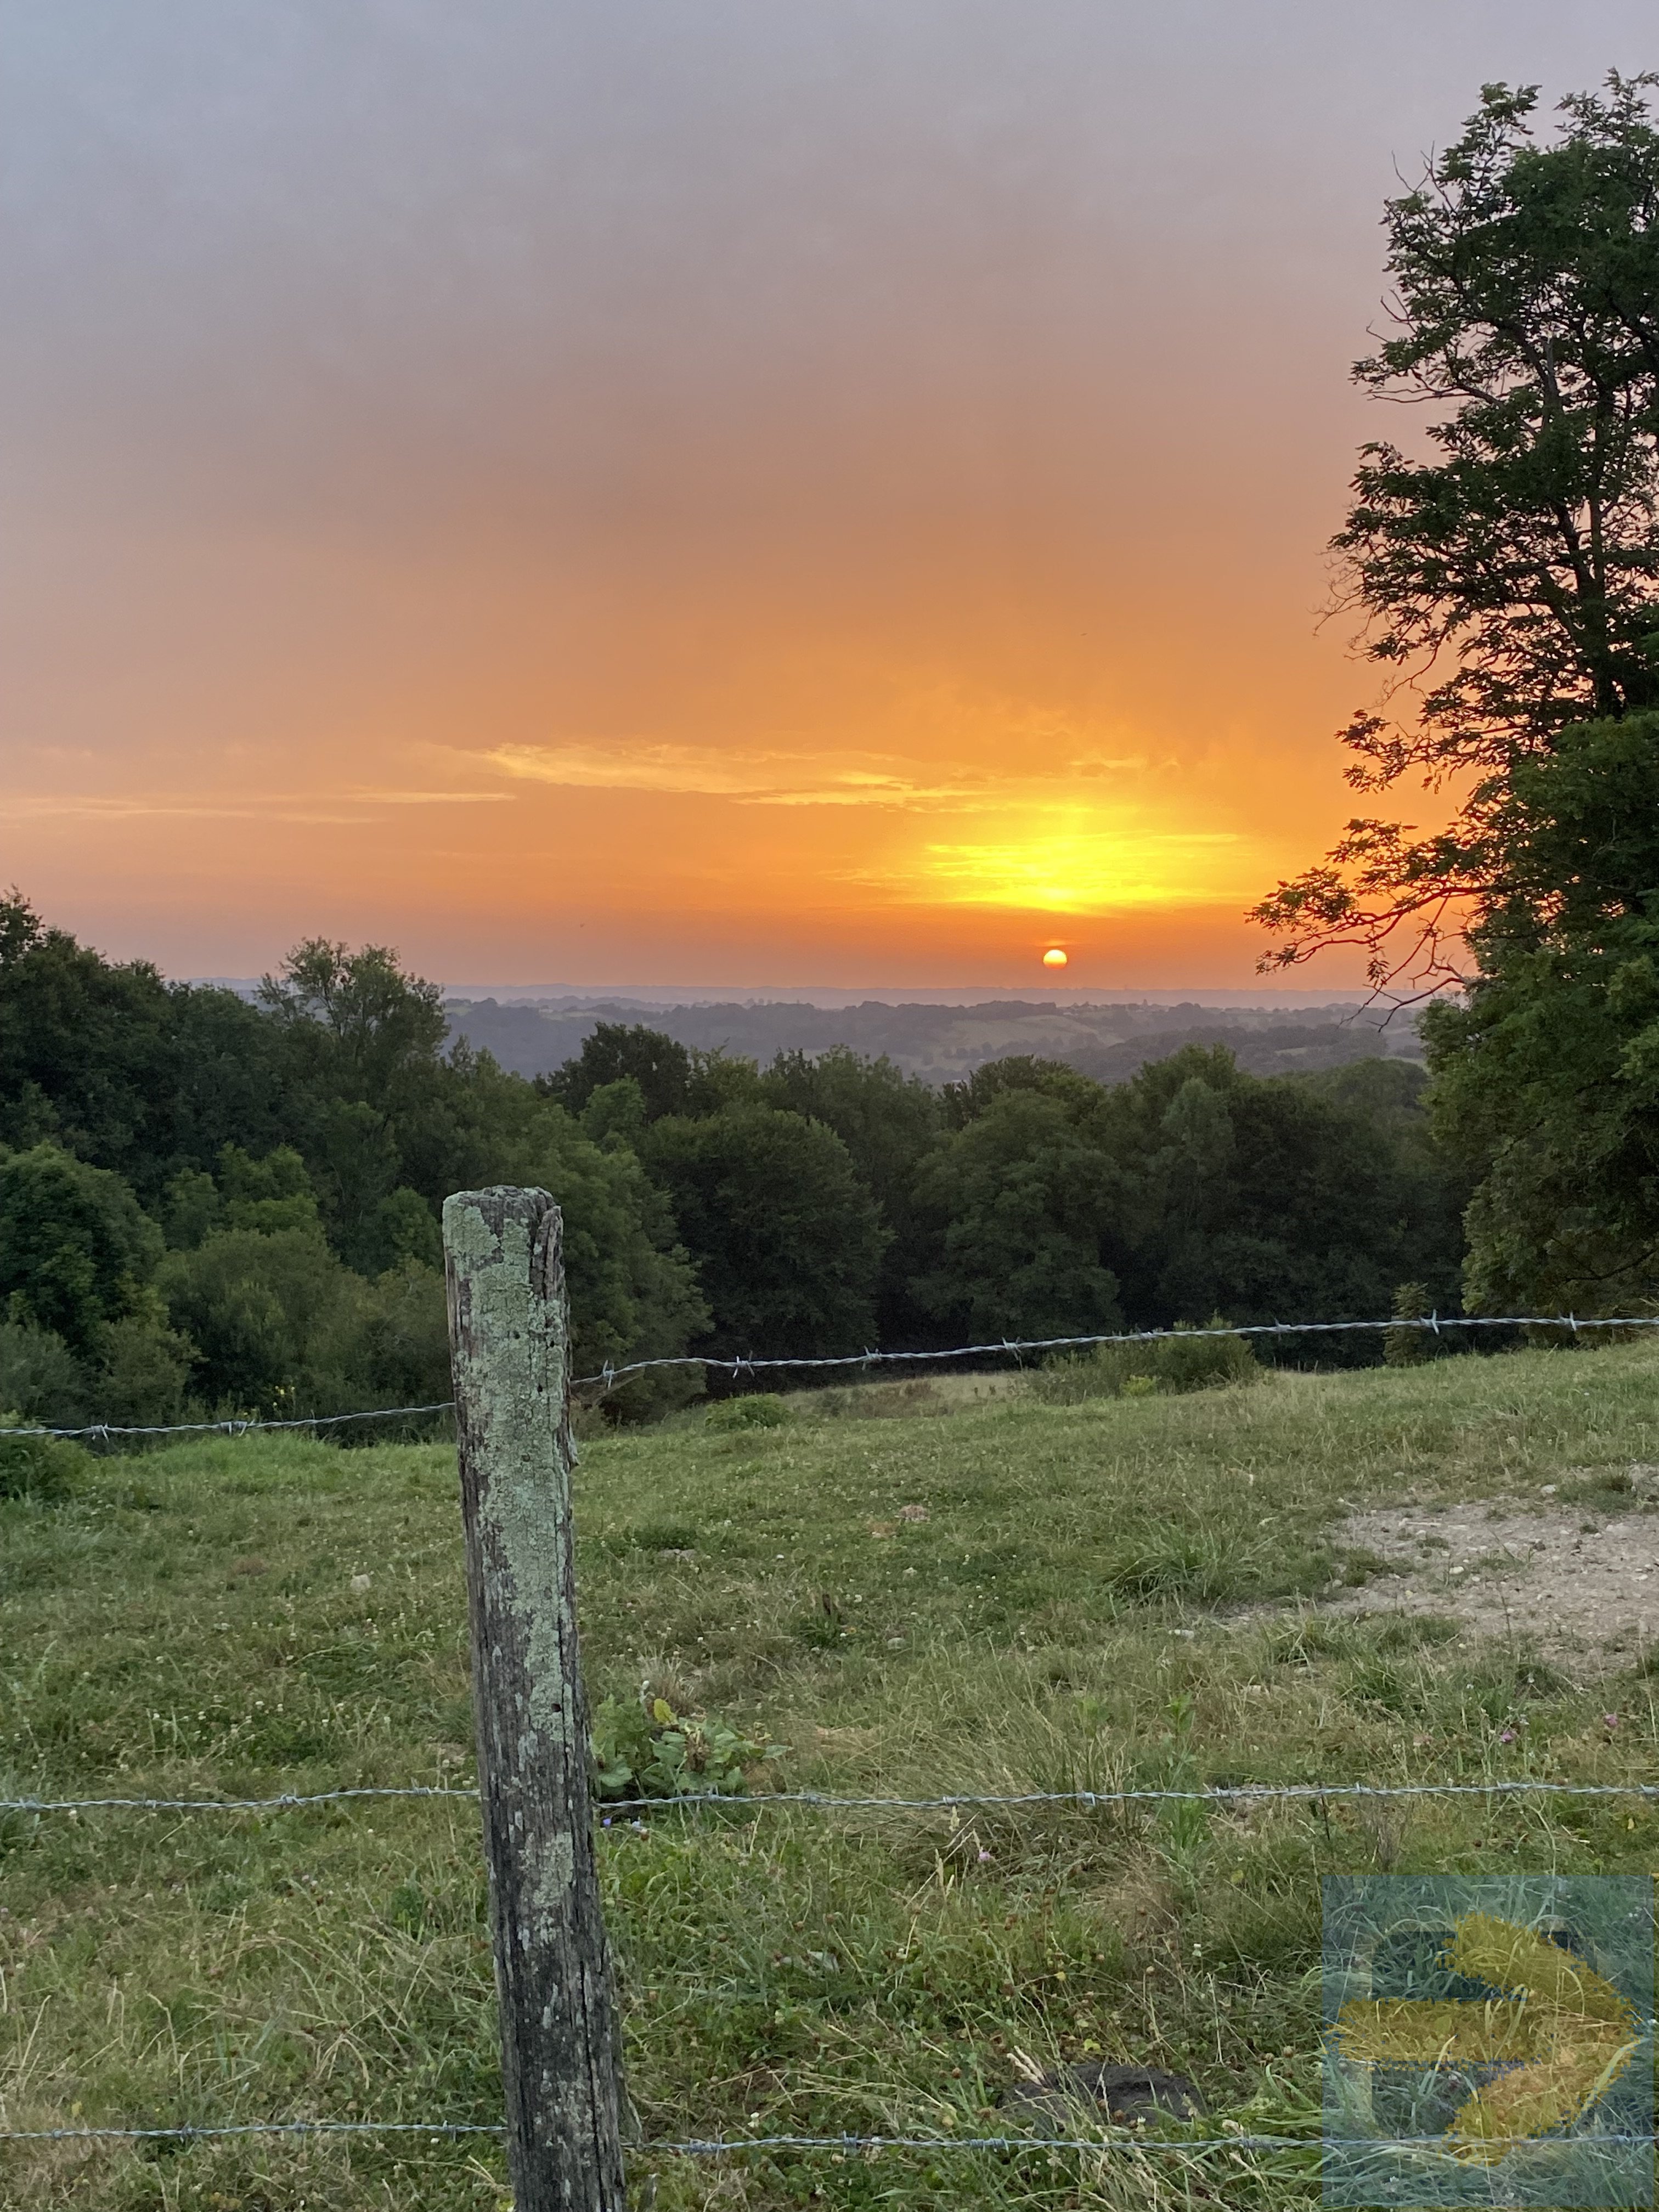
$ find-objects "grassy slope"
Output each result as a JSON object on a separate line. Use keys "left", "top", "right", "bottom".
{"left": 3, "top": 1345, "right": 1658, "bottom": 2210}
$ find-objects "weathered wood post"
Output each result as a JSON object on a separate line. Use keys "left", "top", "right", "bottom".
{"left": 442, "top": 1187, "right": 627, "bottom": 2211}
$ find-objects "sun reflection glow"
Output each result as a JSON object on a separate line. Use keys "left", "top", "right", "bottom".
{"left": 912, "top": 827, "right": 1247, "bottom": 912}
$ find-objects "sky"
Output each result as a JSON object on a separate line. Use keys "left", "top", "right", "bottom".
{"left": 3, "top": 1, "right": 1654, "bottom": 990}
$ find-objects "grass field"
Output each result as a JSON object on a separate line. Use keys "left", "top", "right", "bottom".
{"left": 4, "top": 1343, "right": 1659, "bottom": 2209}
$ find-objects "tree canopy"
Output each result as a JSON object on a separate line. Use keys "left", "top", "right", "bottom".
{"left": 1255, "top": 75, "right": 1659, "bottom": 986}
{"left": 1424, "top": 709, "right": 1659, "bottom": 1312}
{"left": 0, "top": 894, "right": 1473, "bottom": 1423}
{"left": 642, "top": 1104, "right": 889, "bottom": 1362}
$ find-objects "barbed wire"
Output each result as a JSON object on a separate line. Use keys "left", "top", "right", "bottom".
{"left": 10, "top": 1776, "right": 1659, "bottom": 1818}
{"left": 15, "top": 1311, "right": 1659, "bottom": 1437}
{"left": 7, "top": 2118, "right": 1655, "bottom": 2153}
{"left": 572, "top": 1311, "right": 1659, "bottom": 1393}
{"left": 10, "top": 1401, "right": 455, "bottom": 1441}
{"left": 1, "top": 1785, "right": 479, "bottom": 1813}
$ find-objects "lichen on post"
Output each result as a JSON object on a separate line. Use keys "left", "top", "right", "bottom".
{"left": 443, "top": 1187, "right": 626, "bottom": 2211}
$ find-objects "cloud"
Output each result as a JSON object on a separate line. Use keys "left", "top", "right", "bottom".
{"left": 7, "top": 788, "right": 510, "bottom": 823}
{"left": 483, "top": 742, "right": 1147, "bottom": 809}
{"left": 350, "top": 789, "right": 513, "bottom": 805}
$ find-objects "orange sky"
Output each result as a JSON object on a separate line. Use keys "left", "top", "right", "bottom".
{"left": 3, "top": 3, "right": 1649, "bottom": 989}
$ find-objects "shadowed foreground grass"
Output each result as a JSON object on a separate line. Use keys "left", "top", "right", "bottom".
{"left": 3, "top": 1343, "right": 1659, "bottom": 2208}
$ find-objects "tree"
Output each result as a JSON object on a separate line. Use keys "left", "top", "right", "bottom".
{"left": 0, "top": 893, "right": 180, "bottom": 1199}
{"left": 941, "top": 1055, "right": 1101, "bottom": 1128}
{"left": 0, "top": 1142, "right": 163, "bottom": 1355}
{"left": 1423, "top": 709, "right": 1659, "bottom": 1312}
{"left": 487, "top": 1097, "right": 710, "bottom": 1416}
{"left": 642, "top": 1105, "right": 888, "bottom": 1362}
{"left": 258, "top": 939, "right": 449, "bottom": 1098}
{"left": 1254, "top": 76, "right": 1659, "bottom": 987}
{"left": 760, "top": 1047, "right": 944, "bottom": 1340}
{"left": 1089, "top": 1047, "right": 1460, "bottom": 1339}
{"left": 539, "top": 1023, "right": 695, "bottom": 1122}
{"left": 159, "top": 1224, "right": 372, "bottom": 1414}
{"left": 0, "top": 1141, "right": 190, "bottom": 1421}
{"left": 165, "top": 984, "right": 296, "bottom": 1175}
{"left": 255, "top": 940, "right": 464, "bottom": 1269}
{"left": 0, "top": 895, "right": 296, "bottom": 1201}
{"left": 910, "top": 1090, "right": 1127, "bottom": 1341}
{"left": 1130, "top": 1055, "right": 1454, "bottom": 1335}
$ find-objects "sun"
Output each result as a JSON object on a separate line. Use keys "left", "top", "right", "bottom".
{"left": 1042, "top": 947, "right": 1069, "bottom": 968}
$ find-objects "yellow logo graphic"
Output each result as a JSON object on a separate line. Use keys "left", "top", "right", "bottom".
{"left": 1333, "top": 1911, "right": 1640, "bottom": 2164}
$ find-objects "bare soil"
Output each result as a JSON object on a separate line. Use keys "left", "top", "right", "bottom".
{"left": 1320, "top": 1466, "right": 1659, "bottom": 1671}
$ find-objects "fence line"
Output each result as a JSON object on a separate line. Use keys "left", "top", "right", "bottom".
{"left": 8, "top": 2119, "right": 1655, "bottom": 2154}
{"left": 12, "top": 1401, "right": 455, "bottom": 1441}
{"left": 15, "top": 1310, "right": 1659, "bottom": 1438}
{"left": 572, "top": 1311, "right": 1659, "bottom": 1391}
{"left": 9, "top": 1776, "right": 1659, "bottom": 1818}
{"left": 3, "top": 2114, "right": 1654, "bottom": 2150}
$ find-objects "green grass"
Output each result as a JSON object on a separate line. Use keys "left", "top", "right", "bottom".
{"left": 4, "top": 1344, "right": 1659, "bottom": 2209}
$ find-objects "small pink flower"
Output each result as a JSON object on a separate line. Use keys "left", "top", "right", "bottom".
{"left": 1604, "top": 1712, "right": 1621, "bottom": 1729}
{"left": 1499, "top": 1729, "right": 1516, "bottom": 1744}
{"left": 978, "top": 1848, "right": 992, "bottom": 1863}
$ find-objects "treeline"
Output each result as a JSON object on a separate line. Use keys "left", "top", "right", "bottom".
{"left": 0, "top": 894, "right": 1467, "bottom": 1429}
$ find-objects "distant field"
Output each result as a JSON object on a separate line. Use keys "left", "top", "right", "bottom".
{"left": 4, "top": 1345, "right": 1659, "bottom": 2210}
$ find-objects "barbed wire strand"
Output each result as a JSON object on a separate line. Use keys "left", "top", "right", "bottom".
{"left": 11, "top": 1402, "right": 456, "bottom": 1441}
{"left": 14, "top": 1311, "right": 1659, "bottom": 1437}
{"left": 569, "top": 1313, "right": 1659, "bottom": 1390}
{"left": 9, "top": 1776, "right": 1659, "bottom": 1817}
{"left": 4, "top": 2119, "right": 1654, "bottom": 2153}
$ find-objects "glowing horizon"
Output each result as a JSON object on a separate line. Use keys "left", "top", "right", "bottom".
{"left": 3, "top": 3, "right": 1638, "bottom": 990}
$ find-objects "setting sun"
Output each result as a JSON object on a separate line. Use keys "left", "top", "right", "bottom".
{"left": 1042, "top": 947, "right": 1068, "bottom": 968}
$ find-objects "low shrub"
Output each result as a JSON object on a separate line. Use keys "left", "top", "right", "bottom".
{"left": 1032, "top": 1320, "right": 1261, "bottom": 1403}
{"left": 0, "top": 1321, "right": 89, "bottom": 1425}
{"left": 590, "top": 1689, "right": 784, "bottom": 1801}
{"left": 0, "top": 1415, "right": 87, "bottom": 1503}
{"left": 704, "top": 1393, "right": 791, "bottom": 1432}
{"left": 1384, "top": 1280, "right": 1444, "bottom": 1366}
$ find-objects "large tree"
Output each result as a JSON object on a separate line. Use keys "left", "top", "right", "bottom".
{"left": 1255, "top": 75, "right": 1659, "bottom": 987}
{"left": 1421, "top": 709, "right": 1659, "bottom": 1312}
{"left": 0, "top": 893, "right": 183, "bottom": 1198}
{"left": 642, "top": 1104, "right": 888, "bottom": 1362}
{"left": 759, "top": 1046, "right": 943, "bottom": 1342}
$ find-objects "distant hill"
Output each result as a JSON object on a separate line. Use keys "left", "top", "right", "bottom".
{"left": 444, "top": 994, "right": 1421, "bottom": 1087}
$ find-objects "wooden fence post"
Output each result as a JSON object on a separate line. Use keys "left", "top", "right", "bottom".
{"left": 442, "top": 1187, "right": 627, "bottom": 2211}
